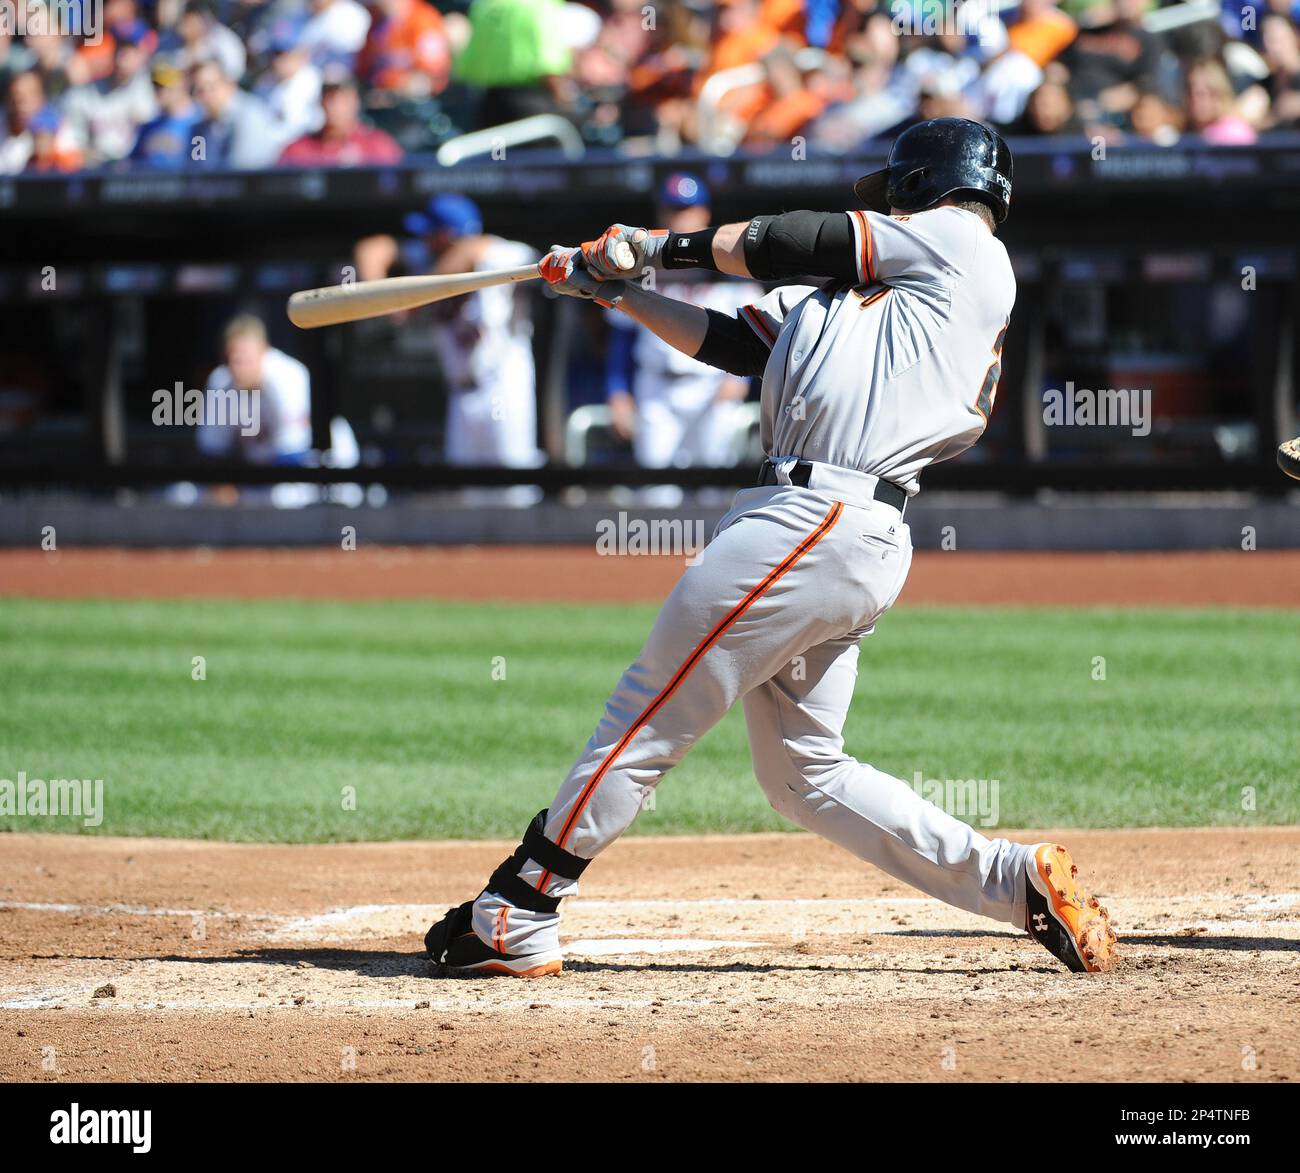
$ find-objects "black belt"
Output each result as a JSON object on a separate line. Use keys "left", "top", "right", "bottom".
{"left": 757, "top": 459, "right": 907, "bottom": 511}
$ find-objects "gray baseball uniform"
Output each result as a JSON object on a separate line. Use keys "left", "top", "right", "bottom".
{"left": 473, "top": 206, "right": 1025, "bottom": 959}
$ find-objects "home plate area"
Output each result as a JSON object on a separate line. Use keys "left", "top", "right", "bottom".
{"left": 0, "top": 830, "right": 1297, "bottom": 1082}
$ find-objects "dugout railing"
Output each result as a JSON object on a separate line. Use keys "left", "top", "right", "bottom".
{"left": 1, "top": 137, "right": 1298, "bottom": 497}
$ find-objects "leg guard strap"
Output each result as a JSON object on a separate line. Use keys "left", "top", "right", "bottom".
{"left": 522, "top": 809, "right": 591, "bottom": 881}
{"left": 486, "top": 863, "right": 561, "bottom": 915}
{"left": 483, "top": 810, "right": 589, "bottom": 915}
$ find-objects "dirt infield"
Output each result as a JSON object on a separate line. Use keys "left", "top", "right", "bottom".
{"left": 3, "top": 553, "right": 1295, "bottom": 1082}
{"left": 1, "top": 829, "right": 1297, "bottom": 1082}
{"left": 2, "top": 547, "right": 1298, "bottom": 606}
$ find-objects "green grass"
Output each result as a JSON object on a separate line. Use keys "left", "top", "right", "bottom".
{"left": 1, "top": 598, "right": 1296, "bottom": 841}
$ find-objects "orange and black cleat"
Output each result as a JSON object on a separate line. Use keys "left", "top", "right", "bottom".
{"left": 425, "top": 901, "right": 562, "bottom": 979}
{"left": 1025, "top": 843, "right": 1119, "bottom": 973}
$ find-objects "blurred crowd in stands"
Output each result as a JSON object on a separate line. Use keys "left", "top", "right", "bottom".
{"left": 3, "top": 0, "right": 1300, "bottom": 174}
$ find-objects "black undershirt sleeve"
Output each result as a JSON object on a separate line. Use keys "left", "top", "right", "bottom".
{"left": 692, "top": 308, "right": 771, "bottom": 378}
{"left": 742, "top": 211, "right": 858, "bottom": 282}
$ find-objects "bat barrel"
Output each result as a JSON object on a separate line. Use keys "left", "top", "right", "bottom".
{"left": 287, "top": 265, "right": 542, "bottom": 329}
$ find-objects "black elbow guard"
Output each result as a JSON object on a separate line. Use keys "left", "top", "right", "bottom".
{"left": 742, "top": 210, "right": 857, "bottom": 281}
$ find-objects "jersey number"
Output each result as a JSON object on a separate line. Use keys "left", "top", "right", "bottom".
{"left": 975, "top": 321, "right": 1008, "bottom": 421}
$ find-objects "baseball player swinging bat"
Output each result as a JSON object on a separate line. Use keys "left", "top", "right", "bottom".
{"left": 286, "top": 242, "right": 637, "bottom": 328}
{"left": 418, "top": 120, "right": 1121, "bottom": 982}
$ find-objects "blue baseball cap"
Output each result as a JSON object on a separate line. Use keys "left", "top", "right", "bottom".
{"left": 29, "top": 106, "right": 61, "bottom": 134}
{"left": 404, "top": 193, "right": 483, "bottom": 239}
{"left": 112, "top": 19, "right": 151, "bottom": 46}
{"left": 660, "top": 172, "right": 709, "bottom": 209}
{"left": 269, "top": 26, "right": 301, "bottom": 54}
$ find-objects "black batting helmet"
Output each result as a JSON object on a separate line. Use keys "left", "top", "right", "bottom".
{"left": 854, "top": 117, "right": 1014, "bottom": 224}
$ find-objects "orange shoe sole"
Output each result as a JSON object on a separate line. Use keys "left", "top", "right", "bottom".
{"left": 441, "top": 957, "right": 564, "bottom": 979}
{"left": 468, "top": 959, "right": 563, "bottom": 979}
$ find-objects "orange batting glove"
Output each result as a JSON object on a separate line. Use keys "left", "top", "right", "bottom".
{"left": 540, "top": 246, "right": 625, "bottom": 309}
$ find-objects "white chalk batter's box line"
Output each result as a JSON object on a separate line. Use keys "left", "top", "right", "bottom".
{"left": 0, "top": 897, "right": 949, "bottom": 926}
{"left": 4, "top": 893, "right": 1297, "bottom": 923}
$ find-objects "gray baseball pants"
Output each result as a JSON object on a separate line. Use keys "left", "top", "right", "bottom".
{"left": 474, "top": 474, "right": 1031, "bottom": 956}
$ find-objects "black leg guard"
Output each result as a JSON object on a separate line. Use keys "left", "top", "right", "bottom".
{"left": 483, "top": 809, "right": 592, "bottom": 913}
{"left": 423, "top": 812, "right": 593, "bottom": 978}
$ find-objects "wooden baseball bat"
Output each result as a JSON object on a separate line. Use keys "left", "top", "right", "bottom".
{"left": 287, "top": 240, "right": 636, "bottom": 329}
{"left": 287, "top": 264, "right": 542, "bottom": 329}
